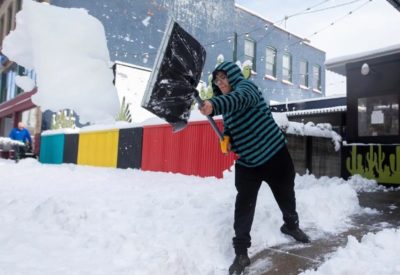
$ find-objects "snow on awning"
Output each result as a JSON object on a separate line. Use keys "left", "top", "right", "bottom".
{"left": 325, "top": 43, "right": 400, "bottom": 76}
{"left": 272, "top": 112, "right": 342, "bottom": 151}
{"left": 283, "top": 106, "right": 347, "bottom": 117}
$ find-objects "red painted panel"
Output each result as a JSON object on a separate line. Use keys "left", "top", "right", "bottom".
{"left": 142, "top": 119, "right": 236, "bottom": 178}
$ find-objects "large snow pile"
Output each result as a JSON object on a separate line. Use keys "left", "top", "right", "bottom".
{"left": 0, "top": 158, "right": 390, "bottom": 275}
{"left": 2, "top": 0, "right": 119, "bottom": 124}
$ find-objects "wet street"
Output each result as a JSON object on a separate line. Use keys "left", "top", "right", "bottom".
{"left": 245, "top": 189, "right": 400, "bottom": 275}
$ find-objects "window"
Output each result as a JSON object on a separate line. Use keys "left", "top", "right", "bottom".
{"left": 299, "top": 60, "right": 308, "bottom": 87}
{"left": 0, "top": 16, "right": 4, "bottom": 41}
{"left": 358, "top": 95, "right": 399, "bottom": 137}
{"left": 7, "top": 5, "right": 13, "bottom": 34}
{"left": 244, "top": 38, "right": 256, "bottom": 71}
{"left": 312, "top": 65, "right": 321, "bottom": 91}
{"left": 21, "top": 107, "right": 40, "bottom": 136}
{"left": 0, "top": 73, "right": 7, "bottom": 103}
{"left": 6, "top": 70, "right": 15, "bottom": 100}
{"left": 17, "top": 0, "right": 23, "bottom": 12}
{"left": 16, "top": 65, "right": 25, "bottom": 95}
{"left": 282, "top": 53, "right": 292, "bottom": 82}
{"left": 265, "top": 47, "right": 277, "bottom": 77}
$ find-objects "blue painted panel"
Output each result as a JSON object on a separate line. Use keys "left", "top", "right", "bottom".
{"left": 39, "top": 134, "right": 65, "bottom": 164}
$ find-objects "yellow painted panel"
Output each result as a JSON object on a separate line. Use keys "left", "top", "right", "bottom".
{"left": 77, "top": 130, "right": 119, "bottom": 167}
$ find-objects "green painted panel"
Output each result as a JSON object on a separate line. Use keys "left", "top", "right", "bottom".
{"left": 39, "top": 134, "right": 65, "bottom": 164}
{"left": 343, "top": 145, "right": 400, "bottom": 185}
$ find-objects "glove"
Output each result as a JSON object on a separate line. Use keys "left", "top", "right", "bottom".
{"left": 220, "top": 135, "right": 230, "bottom": 154}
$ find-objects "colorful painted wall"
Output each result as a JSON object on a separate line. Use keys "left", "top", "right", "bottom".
{"left": 39, "top": 121, "right": 236, "bottom": 179}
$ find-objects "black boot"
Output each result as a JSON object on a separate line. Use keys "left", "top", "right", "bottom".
{"left": 280, "top": 224, "right": 310, "bottom": 243}
{"left": 229, "top": 254, "right": 250, "bottom": 275}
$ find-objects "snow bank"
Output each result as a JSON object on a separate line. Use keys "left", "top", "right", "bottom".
{"left": 0, "top": 159, "right": 388, "bottom": 275}
{"left": 301, "top": 228, "right": 400, "bottom": 275}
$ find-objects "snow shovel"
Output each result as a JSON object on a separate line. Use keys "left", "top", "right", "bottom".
{"left": 141, "top": 18, "right": 229, "bottom": 153}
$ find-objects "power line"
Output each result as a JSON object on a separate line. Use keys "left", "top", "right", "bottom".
{"left": 287, "top": 0, "right": 373, "bottom": 48}
{"left": 282, "top": 0, "right": 363, "bottom": 23}
{"left": 277, "top": 0, "right": 333, "bottom": 27}
{"left": 125, "top": 0, "right": 344, "bottom": 57}
{"left": 122, "top": 0, "right": 373, "bottom": 62}
{"left": 205, "top": 0, "right": 337, "bottom": 48}
{"left": 299, "top": 0, "right": 364, "bottom": 15}
{"left": 205, "top": 0, "right": 368, "bottom": 53}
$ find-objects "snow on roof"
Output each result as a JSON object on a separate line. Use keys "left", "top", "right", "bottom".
{"left": 283, "top": 105, "right": 347, "bottom": 117}
{"left": 325, "top": 43, "right": 400, "bottom": 76}
{"left": 270, "top": 95, "right": 346, "bottom": 106}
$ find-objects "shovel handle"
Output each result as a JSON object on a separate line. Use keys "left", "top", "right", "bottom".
{"left": 194, "top": 96, "right": 224, "bottom": 140}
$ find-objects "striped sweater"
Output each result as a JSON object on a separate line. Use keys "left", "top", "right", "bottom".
{"left": 209, "top": 61, "right": 286, "bottom": 167}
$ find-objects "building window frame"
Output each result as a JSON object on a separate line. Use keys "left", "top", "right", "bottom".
{"left": 17, "top": 0, "right": 23, "bottom": 12}
{"left": 7, "top": 4, "right": 13, "bottom": 34}
{"left": 244, "top": 38, "right": 256, "bottom": 71}
{"left": 299, "top": 60, "right": 309, "bottom": 88}
{"left": 0, "top": 73, "right": 7, "bottom": 103}
{"left": 282, "top": 52, "right": 292, "bottom": 83}
{"left": 357, "top": 95, "right": 399, "bottom": 137}
{"left": 265, "top": 46, "right": 277, "bottom": 78}
{"left": 312, "top": 64, "right": 322, "bottom": 91}
{"left": 15, "top": 65, "right": 25, "bottom": 95}
{"left": 0, "top": 16, "right": 5, "bottom": 41}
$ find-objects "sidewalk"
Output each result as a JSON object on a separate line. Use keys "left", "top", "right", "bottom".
{"left": 246, "top": 189, "right": 400, "bottom": 275}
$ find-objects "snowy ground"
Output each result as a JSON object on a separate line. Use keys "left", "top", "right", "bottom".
{"left": 0, "top": 158, "right": 399, "bottom": 275}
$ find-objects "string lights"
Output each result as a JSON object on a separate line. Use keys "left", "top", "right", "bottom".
{"left": 235, "top": 0, "right": 372, "bottom": 61}
{"left": 125, "top": 0, "right": 373, "bottom": 60}
{"left": 286, "top": 0, "right": 373, "bottom": 49}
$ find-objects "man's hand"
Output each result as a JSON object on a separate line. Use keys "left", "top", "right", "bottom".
{"left": 199, "top": 100, "right": 213, "bottom": 116}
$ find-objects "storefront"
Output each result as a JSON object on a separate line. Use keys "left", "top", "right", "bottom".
{"left": 326, "top": 44, "right": 400, "bottom": 185}
{"left": 0, "top": 89, "right": 41, "bottom": 154}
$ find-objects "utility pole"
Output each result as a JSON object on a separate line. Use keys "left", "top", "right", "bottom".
{"left": 284, "top": 15, "right": 289, "bottom": 29}
{"left": 233, "top": 32, "right": 238, "bottom": 62}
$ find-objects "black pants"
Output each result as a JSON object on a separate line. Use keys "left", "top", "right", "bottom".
{"left": 232, "top": 145, "right": 299, "bottom": 255}
{"left": 12, "top": 144, "right": 26, "bottom": 160}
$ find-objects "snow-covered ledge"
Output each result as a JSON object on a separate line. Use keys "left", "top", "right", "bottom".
{"left": 0, "top": 137, "right": 25, "bottom": 147}
{"left": 39, "top": 111, "right": 342, "bottom": 151}
{"left": 41, "top": 121, "right": 139, "bottom": 136}
{"left": 272, "top": 112, "right": 342, "bottom": 151}
{"left": 282, "top": 79, "right": 294, "bottom": 86}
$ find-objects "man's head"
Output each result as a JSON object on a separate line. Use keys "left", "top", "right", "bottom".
{"left": 211, "top": 62, "right": 244, "bottom": 96}
{"left": 213, "top": 71, "right": 232, "bottom": 95}
{"left": 17, "top": 122, "right": 25, "bottom": 130}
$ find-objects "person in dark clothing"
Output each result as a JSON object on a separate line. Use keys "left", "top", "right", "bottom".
{"left": 9, "top": 121, "right": 32, "bottom": 160}
{"left": 199, "top": 61, "right": 309, "bottom": 275}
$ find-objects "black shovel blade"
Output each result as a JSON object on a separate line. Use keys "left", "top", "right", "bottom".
{"left": 141, "top": 19, "right": 206, "bottom": 132}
